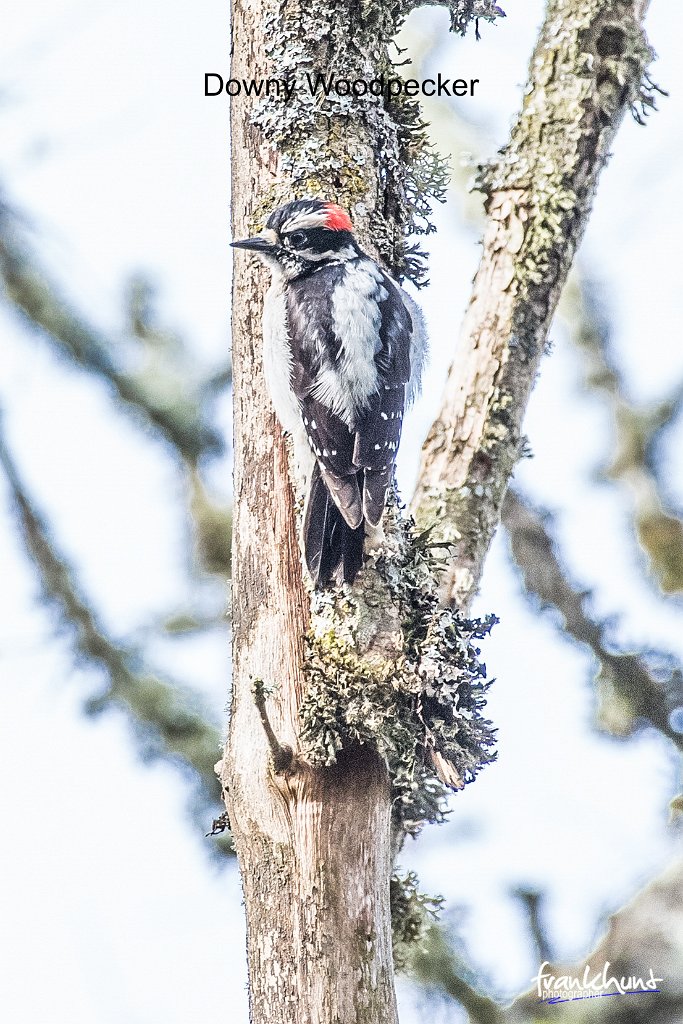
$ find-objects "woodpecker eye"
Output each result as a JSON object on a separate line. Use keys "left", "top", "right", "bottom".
{"left": 288, "top": 231, "right": 307, "bottom": 249}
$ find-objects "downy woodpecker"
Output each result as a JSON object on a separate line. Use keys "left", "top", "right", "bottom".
{"left": 231, "top": 198, "right": 427, "bottom": 586}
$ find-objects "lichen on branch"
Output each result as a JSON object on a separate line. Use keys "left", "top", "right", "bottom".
{"left": 390, "top": 870, "right": 444, "bottom": 973}
{"left": 299, "top": 498, "right": 497, "bottom": 835}
{"left": 413, "top": 0, "right": 658, "bottom": 610}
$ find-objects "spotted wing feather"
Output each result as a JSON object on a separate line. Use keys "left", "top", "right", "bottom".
{"left": 286, "top": 265, "right": 364, "bottom": 529}
{"left": 353, "top": 275, "right": 413, "bottom": 525}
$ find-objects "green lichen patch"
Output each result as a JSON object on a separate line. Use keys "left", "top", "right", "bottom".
{"left": 299, "top": 494, "right": 497, "bottom": 835}
{"left": 390, "top": 870, "right": 443, "bottom": 973}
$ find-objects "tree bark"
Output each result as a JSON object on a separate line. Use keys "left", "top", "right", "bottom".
{"left": 222, "top": 0, "right": 656, "bottom": 1021}
{"left": 412, "top": 0, "right": 654, "bottom": 611}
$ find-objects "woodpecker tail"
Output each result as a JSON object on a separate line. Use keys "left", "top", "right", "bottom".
{"left": 304, "top": 463, "right": 364, "bottom": 587}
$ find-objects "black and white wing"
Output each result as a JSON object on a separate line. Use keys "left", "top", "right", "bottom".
{"left": 285, "top": 258, "right": 418, "bottom": 583}
{"left": 353, "top": 271, "right": 413, "bottom": 526}
{"left": 286, "top": 262, "right": 365, "bottom": 529}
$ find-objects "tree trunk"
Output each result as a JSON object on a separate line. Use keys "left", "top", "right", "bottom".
{"left": 221, "top": 0, "right": 656, "bottom": 1020}
{"left": 223, "top": 0, "right": 419, "bottom": 1016}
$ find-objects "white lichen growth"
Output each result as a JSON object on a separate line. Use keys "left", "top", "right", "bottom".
{"left": 299, "top": 490, "right": 497, "bottom": 836}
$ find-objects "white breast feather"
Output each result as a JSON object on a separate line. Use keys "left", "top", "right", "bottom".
{"left": 262, "top": 281, "right": 300, "bottom": 435}
{"left": 399, "top": 286, "right": 428, "bottom": 406}
{"left": 312, "top": 260, "right": 385, "bottom": 426}
{"left": 262, "top": 261, "right": 426, "bottom": 453}
{"left": 262, "top": 281, "right": 314, "bottom": 489}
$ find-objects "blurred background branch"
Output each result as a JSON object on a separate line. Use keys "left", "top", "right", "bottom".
{"left": 562, "top": 273, "right": 683, "bottom": 596}
{"left": 0, "top": 201, "right": 226, "bottom": 467}
{"left": 0, "top": 411, "right": 232, "bottom": 852}
{"left": 409, "top": 923, "right": 504, "bottom": 1024}
{"left": 406, "top": 861, "right": 683, "bottom": 1022}
{"left": 509, "top": 858, "right": 683, "bottom": 1023}
{"left": 502, "top": 488, "right": 683, "bottom": 750}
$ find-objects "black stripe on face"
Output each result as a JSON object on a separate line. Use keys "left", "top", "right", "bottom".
{"left": 283, "top": 227, "right": 355, "bottom": 256}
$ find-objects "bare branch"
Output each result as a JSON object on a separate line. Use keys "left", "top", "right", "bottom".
{"left": 412, "top": 0, "right": 656, "bottom": 611}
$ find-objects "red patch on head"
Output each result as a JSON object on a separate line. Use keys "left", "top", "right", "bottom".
{"left": 324, "top": 203, "right": 353, "bottom": 232}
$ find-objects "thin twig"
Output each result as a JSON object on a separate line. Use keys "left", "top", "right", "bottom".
{"left": 511, "top": 887, "right": 553, "bottom": 965}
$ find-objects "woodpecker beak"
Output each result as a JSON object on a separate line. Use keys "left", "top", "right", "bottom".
{"left": 230, "top": 234, "right": 276, "bottom": 253}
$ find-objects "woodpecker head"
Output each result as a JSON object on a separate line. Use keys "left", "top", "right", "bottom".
{"left": 231, "top": 199, "right": 359, "bottom": 279}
